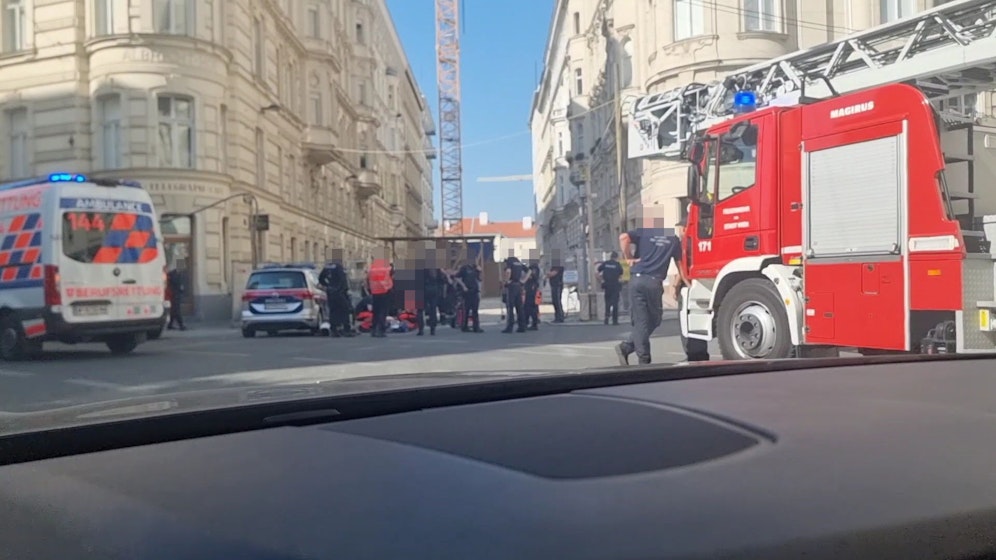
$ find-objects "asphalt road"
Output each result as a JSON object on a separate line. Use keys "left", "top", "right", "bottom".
{"left": 0, "top": 308, "right": 716, "bottom": 413}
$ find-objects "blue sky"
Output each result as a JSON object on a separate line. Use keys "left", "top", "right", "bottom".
{"left": 385, "top": 0, "right": 553, "bottom": 223}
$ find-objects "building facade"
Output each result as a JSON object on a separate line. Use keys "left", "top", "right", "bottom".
{"left": 531, "top": 0, "right": 977, "bottom": 282}
{"left": 0, "top": 0, "right": 435, "bottom": 321}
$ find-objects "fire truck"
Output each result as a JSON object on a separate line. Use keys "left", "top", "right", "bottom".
{"left": 627, "top": 0, "right": 996, "bottom": 359}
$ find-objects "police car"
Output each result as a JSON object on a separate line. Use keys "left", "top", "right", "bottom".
{"left": 240, "top": 263, "right": 327, "bottom": 337}
{"left": 0, "top": 173, "right": 168, "bottom": 360}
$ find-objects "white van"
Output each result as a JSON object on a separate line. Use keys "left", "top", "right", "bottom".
{"left": 0, "top": 173, "right": 168, "bottom": 360}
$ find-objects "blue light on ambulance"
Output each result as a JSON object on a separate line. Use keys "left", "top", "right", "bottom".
{"left": 49, "top": 173, "right": 87, "bottom": 183}
{"left": 733, "top": 91, "right": 757, "bottom": 114}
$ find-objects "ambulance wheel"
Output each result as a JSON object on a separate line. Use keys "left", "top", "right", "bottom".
{"left": 717, "top": 278, "right": 793, "bottom": 360}
{"left": 106, "top": 333, "right": 140, "bottom": 355}
{"left": 0, "top": 315, "right": 30, "bottom": 361}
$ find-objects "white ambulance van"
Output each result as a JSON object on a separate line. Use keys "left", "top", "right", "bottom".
{"left": 0, "top": 173, "right": 168, "bottom": 360}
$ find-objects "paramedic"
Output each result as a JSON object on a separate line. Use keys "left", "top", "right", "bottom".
{"left": 366, "top": 256, "right": 394, "bottom": 338}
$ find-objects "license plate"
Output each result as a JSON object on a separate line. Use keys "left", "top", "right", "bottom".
{"left": 73, "top": 304, "right": 108, "bottom": 316}
{"left": 263, "top": 303, "right": 286, "bottom": 310}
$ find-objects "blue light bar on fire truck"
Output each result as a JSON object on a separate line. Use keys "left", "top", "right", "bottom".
{"left": 733, "top": 91, "right": 757, "bottom": 114}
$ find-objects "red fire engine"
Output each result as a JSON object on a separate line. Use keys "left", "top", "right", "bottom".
{"left": 628, "top": 0, "right": 996, "bottom": 359}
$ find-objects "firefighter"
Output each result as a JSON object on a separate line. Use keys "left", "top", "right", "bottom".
{"left": 365, "top": 253, "right": 394, "bottom": 338}
{"left": 597, "top": 251, "right": 623, "bottom": 325}
{"left": 318, "top": 252, "right": 352, "bottom": 337}
{"left": 614, "top": 209, "right": 681, "bottom": 365}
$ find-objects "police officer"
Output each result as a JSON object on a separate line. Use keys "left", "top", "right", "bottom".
{"left": 456, "top": 257, "right": 483, "bottom": 333}
{"left": 614, "top": 210, "right": 682, "bottom": 365}
{"left": 502, "top": 256, "right": 528, "bottom": 333}
{"left": 319, "top": 253, "right": 352, "bottom": 337}
{"left": 597, "top": 251, "right": 623, "bottom": 326}
{"left": 546, "top": 255, "right": 566, "bottom": 323}
{"left": 418, "top": 267, "right": 445, "bottom": 336}
{"left": 524, "top": 259, "right": 541, "bottom": 330}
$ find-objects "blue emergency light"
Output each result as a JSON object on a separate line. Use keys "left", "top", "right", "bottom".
{"left": 733, "top": 91, "right": 757, "bottom": 113}
{"left": 49, "top": 173, "right": 87, "bottom": 183}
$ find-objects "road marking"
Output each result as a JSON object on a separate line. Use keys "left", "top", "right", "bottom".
{"left": 0, "top": 369, "right": 34, "bottom": 378}
{"left": 65, "top": 378, "right": 129, "bottom": 390}
{"left": 291, "top": 357, "right": 351, "bottom": 364}
{"left": 174, "top": 349, "right": 251, "bottom": 357}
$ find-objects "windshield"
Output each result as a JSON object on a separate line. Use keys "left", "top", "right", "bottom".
{"left": 0, "top": 2, "right": 980, "bottom": 437}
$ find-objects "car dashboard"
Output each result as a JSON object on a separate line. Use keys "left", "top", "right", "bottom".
{"left": 2, "top": 357, "right": 996, "bottom": 559}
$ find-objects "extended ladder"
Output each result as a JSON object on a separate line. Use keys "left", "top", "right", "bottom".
{"left": 629, "top": 0, "right": 996, "bottom": 159}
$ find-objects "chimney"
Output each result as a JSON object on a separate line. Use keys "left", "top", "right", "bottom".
{"left": 479, "top": 211, "right": 489, "bottom": 225}
{"left": 522, "top": 216, "right": 533, "bottom": 230}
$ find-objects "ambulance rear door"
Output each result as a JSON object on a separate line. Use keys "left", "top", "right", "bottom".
{"left": 56, "top": 183, "right": 165, "bottom": 324}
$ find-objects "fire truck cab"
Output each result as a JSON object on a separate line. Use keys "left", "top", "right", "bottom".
{"left": 681, "top": 82, "right": 996, "bottom": 359}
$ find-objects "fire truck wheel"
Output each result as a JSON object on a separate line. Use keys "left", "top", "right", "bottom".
{"left": 717, "top": 278, "right": 793, "bottom": 360}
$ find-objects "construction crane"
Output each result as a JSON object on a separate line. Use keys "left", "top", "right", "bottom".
{"left": 435, "top": 0, "right": 463, "bottom": 236}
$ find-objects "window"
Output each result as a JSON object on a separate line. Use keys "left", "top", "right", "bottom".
{"left": 674, "top": 0, "right": 704, "bottom": 40}
{"left": 153, "top": 0, "right": 191, "bottom": 35}
{"left": 744, "top": 0, "right": 779, "bottom": 32}
{"left": 253, "top": 17, "right": 264, "bottom": 77}
{"left": 359, "top": 81, "right": 367, "bottom": 105}
{"left": 355, "top": 21, "right": 364, "bottom": 43}
{"left": 307, "top": 5, "right": 320, "bottom": 38}
{"left": 880, "top": 0, "right": 916, "bottom": 22}
{"left": 255, "top": 128, "right": 265, "bottom": 188}
{"left": 573, "top": 12, "right": 580, "bottom": 34}
{"left": 310, "top": 93, "right": 322, "bottom": 125}
{"left": 246, "top": 270, "right": 306, "bottom": 290}
{"left": 6, "top": 107, "right": 28, "bottom": 178}
{"left": 714, "top": 124, "right": 758, "bottom": 202}
{"left": 156, "top": 95, "right": 194, "bottom": 168}
{"left": 2, "top": 0, "right": 26, "bottom": 52}
{"left": 558, "top": 132, "right": 563, "bottom": 156}
{"left": 276, "top": 145, "right": 283, "bottom": 193}
{"left": 95, "top": 0, "right": 113, "bottom": 35}
{"left": 62, "top": 212, "right": 158, "bottom": 263}
{"left": 97, "top": 94, "right": 122, "bottom": 169}
{"left": 574, "top": 68, "right": 583, "bottom": 95}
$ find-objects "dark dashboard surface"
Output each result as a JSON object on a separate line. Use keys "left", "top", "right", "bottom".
{"left": 3, "top": 358, "right": 996, "bottom": 559}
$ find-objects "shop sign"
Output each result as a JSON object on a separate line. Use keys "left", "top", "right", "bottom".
{"left": 146, "top": 182, "right": 226, "bottom": 197}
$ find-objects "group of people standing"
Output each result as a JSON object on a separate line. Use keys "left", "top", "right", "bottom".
{"left": 500, "top": 256, "right": 568, "bottom": 333}
{"left": 317, "top": 250, "right": 488, "bottom": 338}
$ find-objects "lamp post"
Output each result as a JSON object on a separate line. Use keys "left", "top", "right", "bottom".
{"left": 162, "top": 192, "right": 260, "bottom": 269}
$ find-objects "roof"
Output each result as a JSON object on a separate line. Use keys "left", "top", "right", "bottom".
{"left": 443, "top": 218, "right": 537, "bottom": 239}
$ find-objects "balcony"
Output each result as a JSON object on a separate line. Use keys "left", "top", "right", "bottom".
{"left": 351, "top": 169, "right": 382, "bottom": 199}
{"left": 303, "top": 126, "right": 340, "bottom": 165}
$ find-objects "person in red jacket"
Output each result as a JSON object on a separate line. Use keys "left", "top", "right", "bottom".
{"left": 366, "top": 253, "right": 394, "bottom": 338}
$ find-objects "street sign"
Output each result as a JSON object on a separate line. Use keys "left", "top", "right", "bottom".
{"left": 253, "top": 214, "right": 270, "bottom": 231}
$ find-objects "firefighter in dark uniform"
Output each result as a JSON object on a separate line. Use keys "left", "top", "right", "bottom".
{"left": 597, "top": 251, "right": 623, "bottom": 325}
{"left": 319, "top": 256, "right": 352, "bottom": 337}
{"left": 502, "top": 256, "right": 529, "bottom": 333}
{"left": 523, "top": 260, "right": 541, "bottom": 330}
{"left": 614, "top": 212, "right": 682, "bottom": 365}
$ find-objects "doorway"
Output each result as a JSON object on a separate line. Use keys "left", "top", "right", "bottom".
{"left": 161, "top": 214, "right": 195, "bottom": 318}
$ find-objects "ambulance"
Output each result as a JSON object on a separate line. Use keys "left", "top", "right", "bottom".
{"left": 0, "top": 173, "right": 168, "bottom": 360}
